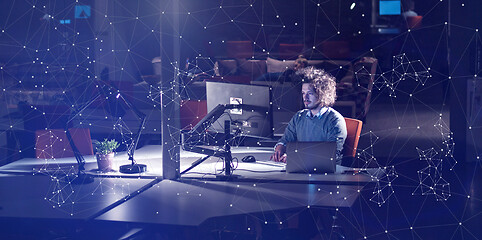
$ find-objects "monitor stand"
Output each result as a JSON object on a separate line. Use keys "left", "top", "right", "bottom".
{"left": 181, "top": 104, "right": 271, "bottom": 179}
{"left": 181, "top": 120, "right": 240, "bottom": 180}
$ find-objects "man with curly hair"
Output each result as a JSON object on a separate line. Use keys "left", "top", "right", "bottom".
{"left": 271, "top": 67, "right": 347, "bottom": 164}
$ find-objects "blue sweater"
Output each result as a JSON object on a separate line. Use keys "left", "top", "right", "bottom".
{"left": 278, "top": 107, "right": 347, "bottom": 164}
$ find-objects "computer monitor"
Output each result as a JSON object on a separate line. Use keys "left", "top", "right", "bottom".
{"left": 379, "top": 0, "right": 401, "bottom": 16}
{"left": 206, "top": 81, "right": 273, "bottom": 138}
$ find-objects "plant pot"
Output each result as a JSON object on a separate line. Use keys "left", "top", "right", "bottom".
{"left": 96, "top": 152, "right": 114, "bottom": 172}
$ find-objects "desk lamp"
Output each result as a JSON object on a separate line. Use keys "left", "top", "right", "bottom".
{"left": 66, "top": 81, "right": 147, "bottom": 179}
{"left": 98, "top": 83, "right": 147, "bottom": 174}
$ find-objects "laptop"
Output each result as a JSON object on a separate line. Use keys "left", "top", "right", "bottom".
{"left": 285, "top": 141, "right": 337, "bottom": 174}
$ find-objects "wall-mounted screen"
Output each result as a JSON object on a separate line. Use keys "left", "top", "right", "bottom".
{"left": 379, "top": 0, "right": 401, "bottom": 15}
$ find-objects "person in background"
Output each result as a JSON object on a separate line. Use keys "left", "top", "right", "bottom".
{"left": 402, "top": 0, "right": 418, "bottom": 19}
{"left": 255, "top": 55, "right": 308, "bottom": 83}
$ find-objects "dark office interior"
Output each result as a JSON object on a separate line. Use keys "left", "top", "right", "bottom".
{"left": 0, "top": 0, "right": 481, "bottom": 239}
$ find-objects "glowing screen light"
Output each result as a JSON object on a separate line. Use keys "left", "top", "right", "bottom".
{"left": 379, "top": 0, "right": 401, "bottom": 15}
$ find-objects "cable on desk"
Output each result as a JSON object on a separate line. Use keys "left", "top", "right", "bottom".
{"left": 231, "top": 157, "right": 239, "bottom": 171}
{"left": 181, "top": 172, "right": 218, "bottom": 176}
{"left": 214, "top": 156, "right": 239, "bottom": 175}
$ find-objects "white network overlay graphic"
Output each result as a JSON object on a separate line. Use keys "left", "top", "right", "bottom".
{"left": 413, "top": 118, "right": 456, "bottom": 201}
{"left": 357, "top": 131, "right": 399, "bottom": 206}
{"left": 365, "top": 53, "right": 431, "bottom": 97}
{"left": 0, "top": 0, "right": 481, "bottom": 238}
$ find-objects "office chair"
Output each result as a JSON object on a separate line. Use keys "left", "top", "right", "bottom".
{"left": 342, "top": 117, "right": 363, "bottom": 166}
{"left": 407, "top": 16, "right": 423, "bottom": 29}
{"left": 180, "top": 100, "right": 207, "bottom": 130}
{"left": 35, "top": 128, "right": 93, "bottom": 159}
{"left": 335, "top": 57, "right": 377, "bottom": 121}
{"left": 8, "top": 104, "right": 72, "bottom": 160}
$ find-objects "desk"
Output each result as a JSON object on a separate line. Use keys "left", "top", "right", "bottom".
{"left": 0, "top": 145, "right": 164, "bottom": 178}
{"left": 0, "top": 173, "right": 155, "bottom": 220}
{"left": 95, "top": 179, "right": 363, "bottom": 227}
{"left": 0, "top": 145, "right": 374, "bottom": 239}
{"left": 0, "top": 145, "right": 375, "bottom": 184}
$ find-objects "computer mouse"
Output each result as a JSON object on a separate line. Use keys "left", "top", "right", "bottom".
{"left": 241, "top": 155, "right": 256, "bottom": 163}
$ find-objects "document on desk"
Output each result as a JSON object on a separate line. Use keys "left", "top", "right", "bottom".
{"left": 236, "top": 161, "right": 286, "bottom": 173}
{"left": 255, "top": 161, "right": 286, "bottom": 167}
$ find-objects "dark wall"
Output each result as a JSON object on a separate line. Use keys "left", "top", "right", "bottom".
{"left": 449, "top": 0, "right": 482, "bottom": 162}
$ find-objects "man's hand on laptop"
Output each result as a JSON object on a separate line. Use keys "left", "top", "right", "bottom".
{"left": 270, "top": 144, "right": 287, "bottom": 163}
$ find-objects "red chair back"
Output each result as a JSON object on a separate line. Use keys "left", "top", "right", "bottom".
{"left": 180, "top": 100, "right": 207, "bottom": 130}
{"left": 343, "top": 118, "right": 363, "bottom": 158}
{"left": 35, "top": 128, "right": 93, "bottom": 159}
{"left": 226, "top": 41, "right": 253, "bottom": 59}
{"left": 407, "top": 16, "right": 422, "bottom": 29}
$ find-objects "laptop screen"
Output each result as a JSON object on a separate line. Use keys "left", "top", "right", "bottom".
{"left": 285, "top": 141, "right": 337, "bottom": 174}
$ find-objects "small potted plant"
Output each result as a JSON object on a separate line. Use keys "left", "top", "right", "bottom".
{"left": 93, "top": 139, "right": 119, "bottom": 172}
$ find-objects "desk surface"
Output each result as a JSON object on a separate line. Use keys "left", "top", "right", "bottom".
{"left": 0, "top": 145, "right": 375, "bottom": 227}
{"left": 0, "top": 172, "right": 367, "bottom": 227}
{"left": 0, "top": 145, "right": 164, "bottom": 177}
{"left": 181, "top": 161, "right": 374, "bottom": 184}
{"left": 0, "top": 145, "right": 374, "bottom": 183}
{"left": 96, "top": 178, "right": 363, "bottom": 226}
{"left": 0, "top": 173, "right": 155, "bottom": 220}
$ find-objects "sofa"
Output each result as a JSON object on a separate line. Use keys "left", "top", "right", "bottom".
{"left": 214, "top": 57, "right": 355, "bottom": 87}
